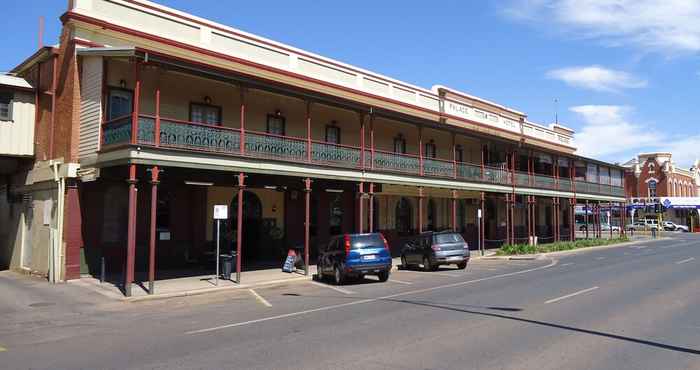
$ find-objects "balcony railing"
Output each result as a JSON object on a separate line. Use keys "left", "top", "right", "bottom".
{"left": 101, "top": 115, "right": 624, "bottom": 197}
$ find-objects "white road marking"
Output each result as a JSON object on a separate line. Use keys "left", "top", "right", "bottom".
{"left": 676, "top": 257, "right": 695, "bottom": 265}
{"left": 309, "top": 281, "right": 355, "bottom": 295}
{"left": 560, "top": 263, "right": 574, "bottom": 267}
{"left": 545, "top": 286, "right": 599, "bottom": 304}
{"left": 595, "top": 257, "right": 605, "bottom": 260}
{"left": 396, "top": 270, "right": 454, "bottom": 277}
{"left": 388, "top": 278, "right": 413, "bottom": 285}
{"left": 187, "top": 259, "right": 558, "bottom": 335}
{"left": 248, "top": 289, "right": 272, "bottom": 308}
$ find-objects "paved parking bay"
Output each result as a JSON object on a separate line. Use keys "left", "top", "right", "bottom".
{"left": 1, "top": 234, "right": 699, "bottom": 369}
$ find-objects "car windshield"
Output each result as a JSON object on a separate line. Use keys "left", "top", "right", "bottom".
{"left": 434, "top": 233, "right": 465, "bottom": 244}
{"left": 350, "top": 234, "right": 385, "bottom": 249}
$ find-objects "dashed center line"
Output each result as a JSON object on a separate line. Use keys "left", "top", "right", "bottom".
{"left": 545, "top": 286, "right": 599, "bottom": 304}
{"left": 309, "top": 281, "right": 355, "bottom": 295}
{"left": 248, "top": 289, "right": 272, "bottom": 307}
{"left": 676, "top": 257, "right": 695, "bottom": 265}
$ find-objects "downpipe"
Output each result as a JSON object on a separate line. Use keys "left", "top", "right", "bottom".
{"left": 50, "top": 161, "right": 66, "bottom": 283}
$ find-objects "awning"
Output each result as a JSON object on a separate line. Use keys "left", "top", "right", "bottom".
{"left": 76, "top": 46, "right": 137, "bottom": 58}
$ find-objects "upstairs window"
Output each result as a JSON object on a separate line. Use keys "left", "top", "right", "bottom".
{"left": 393, "top": 135, "right": 406, "bottom": 154}
{"left": 266, "top": 112, "right": 286, "bottom": 136}
{"left": 190, "top": 103, "right": 221, "bottom": 126}
{"left": 325, "top": 124, "right": 340, "bottom": 144}
{"left": 455, "top": 145, "right": 464, "bottom": 163}
{"left": 648, "top": 180, "right": 657, "bottom": 198}
{"left": 424, "top": 141, "right": 436, "bottom": 158}
{"left": 0, "top": 92, "right": 13, "bottom": 121}
{"left": 107, "top": 88, "right": 133, "bottom": 121}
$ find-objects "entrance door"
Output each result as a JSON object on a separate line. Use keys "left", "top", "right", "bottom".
{"left": 230, "top": 191, "right": 263, "bottom": 261}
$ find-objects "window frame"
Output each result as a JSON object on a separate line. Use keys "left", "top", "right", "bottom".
{"left": 189, "top": 102, "right": 222, "bottom": 126}
{"left": 0, "top": 91, "right": 14, "bottom": 122}
{"left": 455, "top": 145, "right": 464, "bottom": 163}
{"left": 266, "top": 113, "right": 286, "bottom": 136}
{"left": 424, "top": 141, "right": 437, "bottom": 159}
{"left": 393, "top": 135, "right": 407, "bottom": 154}
{"left": 106, "top": 87, "right": 134, "bottom": 121}
{"left": 325, "top": 124, "right": 341, "bottom": 144}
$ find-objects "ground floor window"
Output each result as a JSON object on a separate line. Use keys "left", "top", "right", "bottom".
{"left": 395, "top": 197, "right": 412, "bottom": 234}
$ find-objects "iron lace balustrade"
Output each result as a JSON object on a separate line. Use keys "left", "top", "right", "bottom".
{"left": 102, "top": 115, "right": 133, "bottom": 146}
{"left": 514, "top": 172, "right": 530, "bottom": 187}
{"left": 373, "top": 150, "right": 420, "bottom": 175}
{"left": 456, "top": 162, "right": 482, "bottom": 182}
{"left": 483, "top": 165, "right": 511, "bottom": 185}
{"left": 534, "top": 174, "right": 557, "bottom": 189}
{"left": 159, "top": 117, "right": 241, "bottom": 154}
{"left": 558, "top": 178, "right": 573, "bottom": 192}
{"left": 311, "top": 141, "right": 361, "bottom": 168}
{"left": 137, "top": 116, "right": 156, "bottom": 145}
{"left": 245, "top": 131, "right": 307, "bottom": 162}
{"left": 423, "top": 158, "right": 455, "bottom": 178}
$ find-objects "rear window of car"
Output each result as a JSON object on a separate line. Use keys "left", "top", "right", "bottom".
{"left": 350, "top": 234, "right": 385, "bottom": 249}
{"left": 434, "top": 233, "right": 465, "bottom": 244}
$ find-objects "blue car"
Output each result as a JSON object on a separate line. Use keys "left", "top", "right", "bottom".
{"left": 317, "top": 233, "right": 392, "bottom": 285}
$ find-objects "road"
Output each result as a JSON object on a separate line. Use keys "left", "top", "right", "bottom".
{"left": 1, "top": 234, "right": 699, "bottom": 370}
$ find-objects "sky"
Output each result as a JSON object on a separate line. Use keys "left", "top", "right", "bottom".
{"left": 2, "top": 0, "right": 699, "bottom": 167}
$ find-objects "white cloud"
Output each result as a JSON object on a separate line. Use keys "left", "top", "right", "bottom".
{"left": 504, "top": 0, "right": 700, "bottom": 55}
{"left": 572, "top": 105, "right": 659, "bottom": 159}
{"left": 547, "top": 65, "right": 647, "bottom": 92}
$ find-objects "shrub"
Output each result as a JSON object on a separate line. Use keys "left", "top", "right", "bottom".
{"left": 496, "top": 236, "right": 629, "bottom": 255}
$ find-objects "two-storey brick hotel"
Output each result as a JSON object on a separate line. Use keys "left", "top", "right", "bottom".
{"left": 0, "top": 0, "right": 626, "bottom": 295}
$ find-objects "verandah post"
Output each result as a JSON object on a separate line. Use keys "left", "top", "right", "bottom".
{"left": 125, "top": 164, "right": 138, "bottom": 297}
{"left": 369, "top": 183, "right": 375, "bottom": 233}
{"left": 235, "top": 173, "right": 245, "bottom": 283}
{"left": 304, "top": 178, "right": 311, "bottom": 276}
{"left": 131, "top": 60, "right": 141, "bottom": 145}
{"left": 357, "top": 182, "right": 365, "bottom": 234}
{"left": 240, "top": 87, "right": 246, "bottom": 155}
{"left": 148, "top": 166, "right": 160, "bottom": 294}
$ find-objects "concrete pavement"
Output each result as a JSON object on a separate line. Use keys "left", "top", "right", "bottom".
{"left": 0, "top": 234, "right": 699, "bottom": 369}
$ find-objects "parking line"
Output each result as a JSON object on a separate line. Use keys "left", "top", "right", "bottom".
{"left": 309, "top": 281, "right": 355, "bottom": 295}
{"left": 186, "top": 259, "right": 558, "bottom": 335}
{"left": 560, "top": 263, "right": 574, "bottom": 267}
{"left": 249, "top": 289, "right": 272, "bottom": 308}
{"left": 545, "top": 286, "right": 599, "bottom": 304}
{"left": 388, "top": 278, "right": 413, "bottom": 285}
{"left": 676, "top": 257, "right": 695, "bottom": 265}
{"left": 396, "top": 270, "right": 454, "bottom": 278}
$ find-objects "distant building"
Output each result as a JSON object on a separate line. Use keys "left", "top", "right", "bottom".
{"left": 621, "top": 152, "right": 700, "bottom": 228}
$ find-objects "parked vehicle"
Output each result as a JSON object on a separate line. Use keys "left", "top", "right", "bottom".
{"left": 579, "top": 224, "right": 620, "bottom": 232}
{"left": 663, "top": 221, "right": 689, "bottom": 232}
{"left": 317, "top": 233, "right": 392, "bottom": 285}
{"left": 401, "top": 231, "right": 470, "bottom": 271}
{"left": 626, "top": 221, "right": 647, "bottom": 231}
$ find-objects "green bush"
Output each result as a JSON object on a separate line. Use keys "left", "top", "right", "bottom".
{"left": 496, "top": 236, "right": 629, "bottom": 256}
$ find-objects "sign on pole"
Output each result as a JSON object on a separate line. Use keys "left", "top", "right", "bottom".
{"left": 213, "top": 205, "right": 228, "bottom": 286}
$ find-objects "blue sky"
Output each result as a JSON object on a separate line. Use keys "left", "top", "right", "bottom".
{"left": 3, "top": 1, "right": 699, "bottom": 167}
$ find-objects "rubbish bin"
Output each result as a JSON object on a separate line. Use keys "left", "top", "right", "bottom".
{"left": 220, "top": 254, "right": 233, "bottom": 280}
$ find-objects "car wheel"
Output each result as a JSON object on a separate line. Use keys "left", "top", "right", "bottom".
{"left": 334, "top": 265, "right": 345, "bottom": 285}
{"left": 423, "top": 256, "right": 432, "bottom": 272}
{"left": 457, "top": 261, "right": 467, "bottom": 270}
{"left": 377, "top": 270, "right": 389, "bottom": 282}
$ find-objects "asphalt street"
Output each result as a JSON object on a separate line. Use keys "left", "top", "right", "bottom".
{"left": 1, "top": 234, "right": 699, "bottom": 370}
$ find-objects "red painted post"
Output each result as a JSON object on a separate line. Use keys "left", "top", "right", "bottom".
{"left": 452, "top": 133, "right": 457, "bottom": 179}
{"left": 131, "top": 61, "right": 141, "bottom": 145}
{"left": 304, "top": 178, "right": 311, "bottom": 276}
{"left": 585, "top": 200, "right": 590, "bottom": 239}
{"left": 154, "top": 88, "right": 161, "bottom": 147}
{"left": 148, "top": 166, "right": 159, "bottom": 294}
{"left": 369, "top": 183, "right": 375, "bottom": 233}
{"left": 451, "top": 190, "right": 457, "bottom": 232}
{"left": 480, "top": 192, "right": 486, "bottom": 252}
{"left": 369, "top": 112, "right": 375, "bottom": 170}
{"left": 235, "top": 173, "right": 245, "bottom": 283}
{"left": 418, "top": 187, "right": 424, "bottom": 233}
{"left": 609, "top": 202, "right": 613, "bottom": 240}
{"left": 360, "top": 113, "right": 365, "bottom": 170}
{"left": 571, "top": 198, "right": 576, "bottom": 241}
{"left": 418, "top": 126, "right": 424, "bottom": 176}
{"left": 240, "top": 88, "right": 246, "bottom": 155}
{"left": 306, "top": 101, "right": 312, "bottom": 163}
{"left": 125, "top": 164, "right": 138, "bottom": 297}
{"left": 358, "top": 182, "right": 364, "bottom": 233}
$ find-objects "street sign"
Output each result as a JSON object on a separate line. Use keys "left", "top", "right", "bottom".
{"left": 213, "top": 205, "right": 228, "bottom": 220}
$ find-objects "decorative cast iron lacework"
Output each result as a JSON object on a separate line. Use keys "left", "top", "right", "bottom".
{"left": 483, "top": 168, "right": 510, "bottom": 184}
{"left": 423, "top": 159, "right": 454, "bottom": 178}
{"left": 159, "top": 119, "right": 240, "bottom": 153}
{"left": 373, "top": 151, "right": 420, "bottom": 174}
{"left": 245, "top": 132, "right": 306, "bottom": 161}
{"left": 138, "top": 117, "right": 155, "bottom": 144}
{"left": 534, "top": 175, "right": 556, "bottom": 189}
{"left": 456, "top": 163, "right": 482, "bottom": 181}
{"left": 311, "top": 142, "right": 360, "bottom": 168}
{"left": 102, "top": 116, "right": 132, "bottom": 146}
